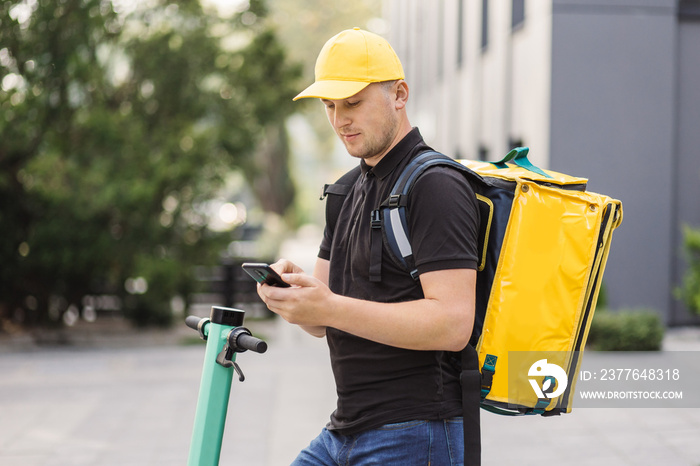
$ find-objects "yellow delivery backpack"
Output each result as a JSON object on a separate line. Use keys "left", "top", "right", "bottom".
{"left": 322, "top": 147, "right": 622, "bottom": 415}
{"left": 321, "top": 147, "right": 623, "bottom": 416}
{"left": 322, "top": 147, "right": 623, "bottom": 465}
{"left": 458, "top": 149, "right": 623, "bottom": 416}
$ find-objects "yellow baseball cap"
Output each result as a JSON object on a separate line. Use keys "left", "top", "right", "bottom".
{"left": 293, "top": 27, "right": 405, "bottom": 101}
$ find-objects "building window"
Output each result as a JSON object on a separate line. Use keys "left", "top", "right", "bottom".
{"left": 478, "top": 145, "right": 489, "bottom": 161}
{"left": 481, "top": 0, "right": 489, "bottom": 50}
{"left": 679, "top": 0, "right": 700, "bottom": 20}
{"left": 457, "top": 0, "right": 465, "bottom": 67}
{"left": 509, "top": 137, "right": 524, "bottom": 149}
{"left": 512, "top": 0, "right": 525, "bottom": 30}
{"left": 438, "top": 0, "right": 444, "bottom": 80}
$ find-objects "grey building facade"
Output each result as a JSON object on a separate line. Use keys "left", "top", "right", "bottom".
{"left": 384, "top": 0, "right": 700, "bottom": 325}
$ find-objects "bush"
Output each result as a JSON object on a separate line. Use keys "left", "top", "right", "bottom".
{"left": 676, "top": 225, "right": 700, "bottom": 316}
{"left": 587, "top": 309, "right": 664, "bottom": 351}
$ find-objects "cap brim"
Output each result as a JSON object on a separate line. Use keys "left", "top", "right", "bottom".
{"left": 293, "top": 80, "right": 371, "bottom": 101}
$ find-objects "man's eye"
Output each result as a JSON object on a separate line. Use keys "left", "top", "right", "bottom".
{"left": 347, "top": 101, "right": 360, "bottom": 107}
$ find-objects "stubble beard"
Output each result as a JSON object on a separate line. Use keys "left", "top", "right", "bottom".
{"left": 342, "top": 109, "right": 398, "bottom": 161}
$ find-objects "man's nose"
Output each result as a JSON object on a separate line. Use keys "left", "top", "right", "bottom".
{"left": 331, "top": 107, "right": 350, "bottom": 128}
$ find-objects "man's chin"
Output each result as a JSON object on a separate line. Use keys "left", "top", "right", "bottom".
{"left": 344, "top": 146, "right": 368, "bottom": 160}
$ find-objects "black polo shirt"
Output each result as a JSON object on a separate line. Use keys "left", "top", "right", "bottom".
{"left": 318, "top": 127, "right": 480, "bottom": 435}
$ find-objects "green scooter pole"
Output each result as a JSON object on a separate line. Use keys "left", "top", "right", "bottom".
{"left": 186, "top": 306, "right": 268, "bottom": 466}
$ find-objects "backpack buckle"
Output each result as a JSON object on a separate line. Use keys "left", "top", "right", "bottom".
{"left": 388, "top": 194, "right": 402, "bottom": 208}
{"left": 371, "top": 210, "right": 381, "bottom": 229}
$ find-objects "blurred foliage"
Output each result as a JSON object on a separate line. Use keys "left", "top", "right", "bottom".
{"left": 0, "top": 0, "right": 301, "bottom": 328}
{"left": 676, "top": 225, "right": 700, "bottom": 317}
{"left": 595, "top": 281, "right": 607, "bottom": 310}
{"left": 587, "top": 309, "right": 664, "bottom": 351}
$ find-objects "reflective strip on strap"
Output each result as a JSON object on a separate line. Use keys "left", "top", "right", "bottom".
{"left": 389, "top": 208, "right": 412, "bottom": 259}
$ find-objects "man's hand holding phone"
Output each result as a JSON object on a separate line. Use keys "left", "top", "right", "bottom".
{"left": 242, "top": 262, "right": 291, "bottom": 288}
{"left": 245, "top": 259, "right": 333, "bottom": 334}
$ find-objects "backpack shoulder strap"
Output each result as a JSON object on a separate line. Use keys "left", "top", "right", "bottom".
{"left": 369, "top": 150, "right": 481, "bottom": 282}
{"left": 321, "top": 165, "right": 362, "bottom": 238}
{"left": 461, "top": 343, "right": 482, "bottom": 466}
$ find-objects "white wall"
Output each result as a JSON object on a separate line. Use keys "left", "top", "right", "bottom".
{"left": 386, "top": 0, "right": 700, "bottom": 323}
{"left": 388, "top": 0, "right": 554, "bottom": 165}
{"left": 509, "top": 0, "right": 553, "bottom": 168}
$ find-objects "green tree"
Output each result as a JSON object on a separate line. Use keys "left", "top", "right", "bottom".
{"left": 0, "top": 0, "right": 301, "bottom": 328}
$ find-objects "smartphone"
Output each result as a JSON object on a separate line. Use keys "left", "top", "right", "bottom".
{"left": 241, "top": 263, "right": 291, "bottom": 287}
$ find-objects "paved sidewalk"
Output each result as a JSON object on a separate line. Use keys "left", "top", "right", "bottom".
{"left": 1, "top": 319, "right": 700, "bottom": 466}
{"left": 2, "top": 229, "right": 700, "bottom": 465}
{"left": 0, "top": 318, "right": 336, "bottom": 466}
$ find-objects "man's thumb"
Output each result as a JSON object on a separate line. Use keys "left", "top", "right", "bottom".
{"left": 281, "top": 273, "right": 313, "bottom": 287}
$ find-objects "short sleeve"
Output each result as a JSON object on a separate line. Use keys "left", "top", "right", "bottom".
{"left": 406, "top": 166, "right": 480, "bottom": 275}
{"left": 319, "top": 225, "right": 332, "bottom": 260}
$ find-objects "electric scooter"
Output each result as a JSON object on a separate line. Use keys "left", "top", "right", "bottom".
{"left": 185, "top": 306, "right": 268, "bottom": 466}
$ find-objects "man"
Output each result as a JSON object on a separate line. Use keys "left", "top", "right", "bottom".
{"left": 258, "top": 28, "right": 480, "bottom": 465}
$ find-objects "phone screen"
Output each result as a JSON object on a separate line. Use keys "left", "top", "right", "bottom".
{"left": 242, "top": 263, "right": 290, "bottom": 287}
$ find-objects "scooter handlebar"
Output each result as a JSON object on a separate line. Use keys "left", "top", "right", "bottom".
{"left": 185, "top": 316, "right": 267, "bottom": 353}
{"left": 185, "top": 315, "right": 202, "bottom": 330}
{"left": 231, "top": 329, "right": 268, "bottom": 354}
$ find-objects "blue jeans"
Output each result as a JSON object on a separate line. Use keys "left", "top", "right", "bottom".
{"left": 291, "top": 418, "right": 464, "bottom": 466}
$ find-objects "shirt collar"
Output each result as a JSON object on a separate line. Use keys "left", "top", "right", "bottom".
{"left": 360, "top": 127, "right": 425, "bottom": 179}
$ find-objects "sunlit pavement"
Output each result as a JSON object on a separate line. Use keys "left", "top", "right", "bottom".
{"left": 0, "top": 318, "right": 336, "bottom": 466}
{"left": 1, "top": 319, "right": 700, "bottom": 466}
{"left": 2, "top": 230, "right": 700, "bottom": 465}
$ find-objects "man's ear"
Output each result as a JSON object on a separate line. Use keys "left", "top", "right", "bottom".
{"left": 394, "top": 80, "right": 409, "bottom": 110}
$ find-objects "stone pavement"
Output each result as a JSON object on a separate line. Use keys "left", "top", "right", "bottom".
{"left": 2, "top": 229, "right": 700, "bottom": 465}
{"left": 1, "top": 318, "right": 700, "bottom": 466}
{"left": 0, "top": 316, "right": 335, "bottom": 466}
